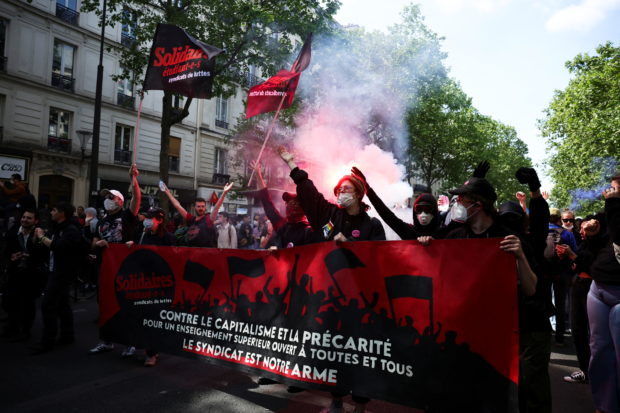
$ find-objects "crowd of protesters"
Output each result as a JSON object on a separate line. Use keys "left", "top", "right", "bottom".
{"left": 0, "top": 154, "right": 619, "bottom": 413}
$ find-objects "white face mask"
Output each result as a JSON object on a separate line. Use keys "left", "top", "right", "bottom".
{"left": 143, "top": 218, "right": 154, "bottom": 229}
{"left": 450, "top": 202, "right": 477, "bottom": 223}
{"left": 104, "top": 199, "right": 119, "bottom": 212}
{"left": 337, "top": 193, "right": 355, "bottom": 208}
{"left": 562, "top": 223, "right": 574, "bottom": 231}
{"left": 417, "top": 212, "right": 433, "bottom": 226}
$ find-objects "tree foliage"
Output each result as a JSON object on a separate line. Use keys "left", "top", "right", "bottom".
{"left": 540, "top": 42, "right": 620, "bottom": 214}
{"left": 406, "top": 80, "right": 531, "bottom": 202}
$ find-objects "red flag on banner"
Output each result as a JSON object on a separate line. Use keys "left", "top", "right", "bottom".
{"left": 143, "top": 24, "right": 224, "bottom": 98}
{"left": 245, "top": 69, "right": 301, "bottom": 118}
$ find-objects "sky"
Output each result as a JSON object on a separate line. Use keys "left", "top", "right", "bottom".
{"left": 335, "top": 0, "right": 620, "bottom": 190}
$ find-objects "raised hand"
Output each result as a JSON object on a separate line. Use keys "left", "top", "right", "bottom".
{"left": 351, "top": 166, "right": 367, "bottom": 182}
{"left": 224, "top": 182, "right": 234, "bottom": 192}
{"left": 472, "top": 161, "right": 490, "bottom": 178}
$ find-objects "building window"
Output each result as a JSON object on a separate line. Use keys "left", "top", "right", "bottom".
{"left": 0, "top": 94, "right": 5, "bottom": 142}
{"left": 0, "top": 19, "right": 7, "bottom": 71}
{"left": 169, "top": 136, "right": 181, "bottom": 173}
{"left": 56, "top": 0, "right": 79, "bottom": 25}
{"left": 215, "top": 148, "right": 228, "bottom": 174}
{"left": 48, "top": 108, "right": 72, "bottom": 153}
{"left": 117, "top": 70, "right": 134, "bottom": 109}
{"left": 215, "top": 96, "right": 228, "bottom": 129}
{"left": 114, "top": 125, "right": 132, "bottom": 165}
{"left": 120, "top": 9, "right": 137, "bottom": 47}
{"left": 52, "top": 40, "right": 75, "bottom": 92}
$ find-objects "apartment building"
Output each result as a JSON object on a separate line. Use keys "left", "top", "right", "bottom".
{"left": 0, "top": 0, "right": 255, "bottom": 214}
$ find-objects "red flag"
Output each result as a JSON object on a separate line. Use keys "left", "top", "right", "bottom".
{"left": 245, "top": 69, "right": 301, "bottom": 118}
{"left": 209, "top": 191, "right": 219, "bottom": 204}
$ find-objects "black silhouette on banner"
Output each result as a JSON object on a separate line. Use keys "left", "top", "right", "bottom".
{"left": 99, "top": 240, "right": 518, "bottom": 412}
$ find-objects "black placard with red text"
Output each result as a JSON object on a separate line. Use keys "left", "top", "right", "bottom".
{"left": 99, "top": 239, "right": 518, "bottom": 412}
{"left": 143, "top": 24, "right": 224, "bottom": 98}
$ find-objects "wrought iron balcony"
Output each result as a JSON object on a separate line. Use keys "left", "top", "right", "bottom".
{"left": 215, "top": 119, "right": 229, "bottom": 129}
{"left": 51, "top": 72, "right": 75, "bottom": 92}
{"left": 212, "top": 173, "right": 230, "bottom": 185}
{"left": 117, "top": 92, "right": 135, "bottom": 109}
{"left": 114, "top": 149, "right": 132, "bottom": 165}
{"left": 0, "top": 57, "right": 6, "bottom": 72}
{"left": 120, "top": 33, "right": 136, "bottom": 48}
{"left": 56, "top": 3, "right": 79, "bottom": 25}
{"left": 48, "top": 135, "right": 71, "bottom": 153}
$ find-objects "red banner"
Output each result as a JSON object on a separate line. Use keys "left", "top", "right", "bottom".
{"left": 245, "top": 69, "right": 301, "bottom": 118}
{"left": 99, "top": 239, "right": 518, "bottom": 411}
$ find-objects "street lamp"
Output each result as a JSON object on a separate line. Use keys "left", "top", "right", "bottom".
{"left": 76, "top": 129, "right": 92, "bottom": 160}
{"left": 89, "top": 0, "right": 107, "bottom": 207}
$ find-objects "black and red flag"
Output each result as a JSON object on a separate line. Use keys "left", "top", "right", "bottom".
{"left": 143, "top": 24, "right": 224, "bottom": 99}
{"left": 245, "top": 33, "right": 312, "bottom": 118}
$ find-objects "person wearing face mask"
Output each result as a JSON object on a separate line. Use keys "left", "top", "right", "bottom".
{"left": 279, "top": 148, "right": 384, "bottom": 413}
{"left": 251, "top": 161, "right": 315, "bottom": 249}
{"left": 278, "top": 148, "right": 385, "bottom": 244}
{"left": 89, "top": 164, "right": 141, "bottom": 356}
{"left": 125, "top": 207, "right": 174, "bottom": 367}
{"left": 349, "top": 166, "right": 446, "bottom": 241}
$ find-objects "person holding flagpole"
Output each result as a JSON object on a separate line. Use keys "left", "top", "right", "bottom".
{"left": 278, "top": 147, "right": 384, "bottom": 413}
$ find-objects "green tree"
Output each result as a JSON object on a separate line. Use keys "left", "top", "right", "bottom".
{"left": 81, "top": 0, "right": 340, "bottom": 200}
{"left": 540, "top": 42, "right": 620, "bottom": 214}
{"left": 406, "top": 79, "right": 531, "bottom": 201}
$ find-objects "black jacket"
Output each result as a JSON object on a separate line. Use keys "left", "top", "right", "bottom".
{"left": 256, "top": 188, "right": 315, "bottom": 247}
{"left": 290, "top": 168, "right": 385, "bottom": 241}
{"left": 46, "top": 218, "right": 83, "bottom": 280}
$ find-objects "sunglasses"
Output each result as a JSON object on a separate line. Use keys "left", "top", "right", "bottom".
{"left": 562, "top": 218, "right": 575, "bottom": 223}
{"left": 415, "top": 205, "right": 434, "bottom": 214}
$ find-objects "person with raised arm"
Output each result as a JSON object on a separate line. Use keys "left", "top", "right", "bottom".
{"left": 162, "top": 181, "right": 232, "bottom": 247}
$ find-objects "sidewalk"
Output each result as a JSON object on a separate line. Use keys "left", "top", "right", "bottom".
{"left": 1, "top": 298, "right": 594, "bottom": 413}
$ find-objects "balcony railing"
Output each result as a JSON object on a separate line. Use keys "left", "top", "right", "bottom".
{"left": 212, "top": 173, "right": 230, "bottom": 185}
{"left": 56, "top": 3, "right": 79, "bottom": 25}
{"left": 114, "top": 149, "right": 132, "bottom": 165}
{"left": 0, "top": 57, "right": 6, "bottom": 72}
{"left": 215, "top": 119, "right": 229, "bottom": 129}
{"left": 51, "top": 72, "right": 75, "bottom": 92}
{"left": 117, "top": 92, "right": 135, "bottom": 109}
{"left": 48, "top": 135, "right": 71, "bottom": 153}
{"left": 120, "top": 33, "right": 136, "bottom": 48}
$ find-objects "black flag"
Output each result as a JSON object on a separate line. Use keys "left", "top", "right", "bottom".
{"left": 324, "top": 247, "right": 366, "bottom": 276}
{"left": 182, "top": 260, "right": 215, "bottom": 292}
{"left": 291, "top": 33, "right": 312, "bottom": 73}
{"left": 143, "top": 24, "right": 224, "bottom": 98}
{"left": 228, "top": 257, "right": 266, "bottom": 279}
{"left": 385, "top": 275, "right": 433, "bottom": 301}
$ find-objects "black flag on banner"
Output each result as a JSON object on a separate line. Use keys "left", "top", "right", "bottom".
{"left": 143, "top": 24, "right": 224, "bottom": 98}
{"left": 385, "top": 275, "right": 433, "bottom": 300}
{"left": 182, "top": 260, "right": 215, "bottom": 292}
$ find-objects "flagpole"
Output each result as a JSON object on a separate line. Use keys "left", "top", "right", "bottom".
{"left": 132, "top": 92, "right": 145, "bottom": 166}
{"left": 246, "top": 92, "right": 289, "bottom": 186}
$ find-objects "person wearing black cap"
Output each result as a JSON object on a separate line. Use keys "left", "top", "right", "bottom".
{"left": 252, "top": 161, "right": 315, "bottom": 248}
{"left": 125, "top": 206, "right": 174, "bottom": 366}
{"left": 420, "top": 172, "right": 538, "bottom": 296}
{"left": 350, "top": 166, "right": 447, "bottom": 240}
